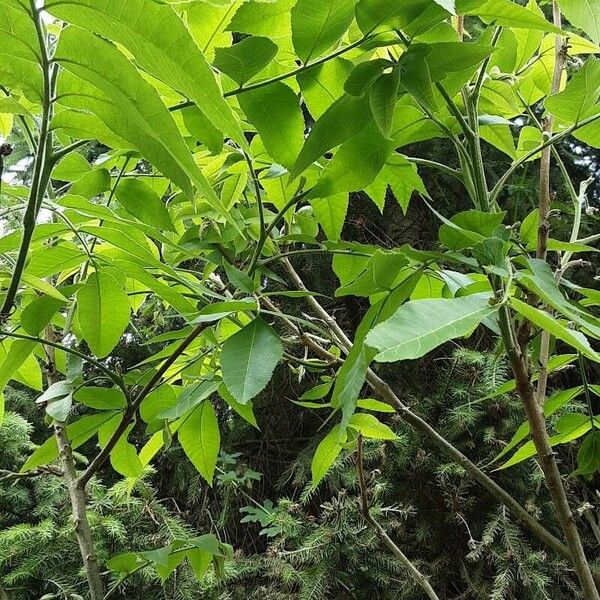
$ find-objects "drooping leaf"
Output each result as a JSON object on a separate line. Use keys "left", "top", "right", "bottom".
{"left": 291, "top": 94, "right": 371, "bottom": 179}
{"left": 238, "top": 82, "right": 305, "bottom": 170}
{"left": 76, "top": 270, "right": 131, "bottom": 358}
{"left": 55, "top": 26, "right": 227, "bottom": 214}
{"left": 0, "top": 1, "right": 43, "bottom": 102}
{"left": 348, "top": 413, "right": 397, "bottom": 439}
{"left": 99, "top": 418, "right": 143, "bottom": 478}
{"left": 369, "top": 69, "right": 400, "bottom": 136}
{"left": 21, "top": 412, "right": 116, "bottom": 472}
{"left": 574, "top": 430, "right": 600, "bottom": 476}
{"left": 309, "top": 121, "right": 395, "bottom": 198}
{"left": 310, "top": 193, "right": 349, "bottom": 240}
{"left": 115, "top": 178, "right": 175, "bottom": 232}
{"left": 221, "top": 318, "right": 283, "bottom": 404}
{"left": 459, "top": 0, "right": 563, "bottom": 33}
{"left": 495, "top": 386, "right": 585, "bottom": 462}
{"left": 311, "top": 424, "right": 346, "bottom": 487}
{"left": 510, "top": 298, "right": 600, "bottom": 362}
{"left": 178, "top": 401, "right": 221, "bottom": 484}
{"left": 48, "top": 0, "right": 246, "bottom": 146}
{"left": 355, "top": 0, "right": 448, "bottom": 35}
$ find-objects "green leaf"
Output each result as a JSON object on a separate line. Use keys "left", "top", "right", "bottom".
{"left": 39, "top": 381, "right": 73, "bottom": 422}
{"left": 356, "top": 398, "right": 395, "bottom": 413}
{"left": 178, "top": 401, "right": 220, "bottom": 484}
{"left": 355, "top": 0, "right": 448, "bottom": 35}
{"left": 69, "top": 169, "right": 111, "bottom": 199}
{"left": 223, "top": 262, "right": 257, "bottom": 294}
{"left": 574, "top": 430, "right": 600, "bottom": 476}
{"left": 480, "top": 123, "right": 516, "bottom": 159}
{"left": 52, "top": 152, "right": 91, "bottom": 182}
{"left": 238, "top": 82, "right": 305, "bottom": 170}
{"left": 367, "top": 153, "right": 427, "bottom": 214}
{"left": 344, "top": 59, "right": 392, "bottom": 96}
{"left": 74, "top": 387, "right": 127, "bottom": 411}
{"left": 545, "top": 57, "right": 600, "bottom": 123}
{"left": 99, "top": 418, "right": 143, "bottom": 478}
{"left": 214, "top": 36, "right": 277, "bottom": 85}
{"left": 181, "top": 106, "right": 223, "bottom": 154}
{"left": 500, "top": 414, "right": 596, "bottom": 469}
{"left": 369, "top": 69, "right": 400, "bottom": 136}
{"left": 366, "top": 293, "right": 496, "bottom": 362}
{"left": 310, "top": 193, "right": 349, "bottom": 240}
{"left": 228, "top": 0, "right": 296, "bottom": 42}
{"left": 439, "top": 209, "right": 505, "bottom": 250}
{"left": 291, "top": 94, "right": 371, "bottom": 179}
{"left": 556, "top": 0, "right": 600, "bottom": 43}
{"left": 159, "top": 381, "right": 220, "bottom": 420}
{"left": 218, "top": 384, "right": 259, "bottom": 429}
{"left": 115, "top": 178, "right": 175, "bottom": 232}
{"left": 495, "top": 386, "right": 584, "bottom": 462}
{"left": 459, "top": 0, "right": 563, "bottom": 33}
{"left": 76, "top": 271, "right": 131, "bottom": 358}
{"left": 311, "top": 424, "right": 346, "bottom": 487}
{"left": 349, "top": 413, "right": 397, "bottom": 439}
{"left": 55, "top": 26, "right": 227, "bottom": 217}
{"left": 221, "top": 318, "right": 283, "bottom": 404}
{"left": 0, "top": 339, "right": 41, "bottom": 398}
{"left": 21, "top": 412, "right": 116, "bottom": 472}
{"left": 291, "top": 0, "right": 356, "bottom": 62}
{"left": 140, "top": 386, "right": 178, "bottom": 424}
{"left": 309, "top": 121, "right": 394, "bottom": 199}
{"left": 21, "top": 295, "right": 65, "bottom": 336}
{"left": 48, "top": 0, "right": 246, "bottom": 147}
{"left": 25, "top": 244, "right": 87, "bottom": 279}
{"left": 297, "top": 57, "right": 353, "bottom": 119}
{"left": 519, "top": 259, "right": 600, "bottom": 340}
{"left": 510, "top": 297, "right": 600, "bottom": 362}
{"left": 481, "top": 354, "right": 577, "bottom": 400}
{"left": 0, "top": 2, "right": 43, "bottom": 102}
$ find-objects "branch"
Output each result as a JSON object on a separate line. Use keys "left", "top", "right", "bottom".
{"left": 355, "top": 435, "right": 440, "bottom": 600}
{"left": 246, "top": 189, "right": 310, "bottom": 274}
{"left": 0, "top": 9, "right": 55, "bottom": 321}
{"left": 44, "top": 324, "right": 105, "bottom": 599}
{"left": 406, "top": 157, "right": 463, "bottom": 181}
{"left": 49, "top": 139, "right": 90, "bottom": 164}
{"left": 169, "top": 35, "right": 371, "bottom": 112}
{"left": 495, "top": 299, "right": 600, "bottom": 598}
{"left": 0, "top": 330, "right": 126, "bottom": 394}
{"left": 76, "top": 321, "right": 208, "bottom": 487}
{"left": 489, "top": 111, "right": 600, "bottom": 206}
{"left": 271, "top": 262, "right": 578, "bottom": 570}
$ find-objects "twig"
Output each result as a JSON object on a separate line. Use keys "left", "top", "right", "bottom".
{"left": 356, "top": 435, "right": 441, "bottom": 600}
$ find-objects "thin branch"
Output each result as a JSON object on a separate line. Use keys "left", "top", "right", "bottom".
{"left": 356, "top": 435, "right": 440, "bottom": 599}
{"left": 246, "top": 189, "right": 310, "bottom": 274}
{"left": 489, "top": 111, "right": 600, "bottom": 206}
{"left": 0, "top": 6, "right": 54, "bottom": 321}
{"left": 77, "top": 321, "right": 208, "bottom": 488}
{"left": 169, "top": 35, "right": 371, "bottom": 112}
{"left": 275, "top": 261, "right": 581, "bottom": 571}
{"left": 44, "top": 323, "right": 105, "bottom": 599}
{"left": 0, "top": 329, "right": 126, "bottom": 394}
{"left": 49, "top": 139, "right": 90, "bottom": 164}
{"left": 406, "top": 157, "right": 463, "bottom": 181}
